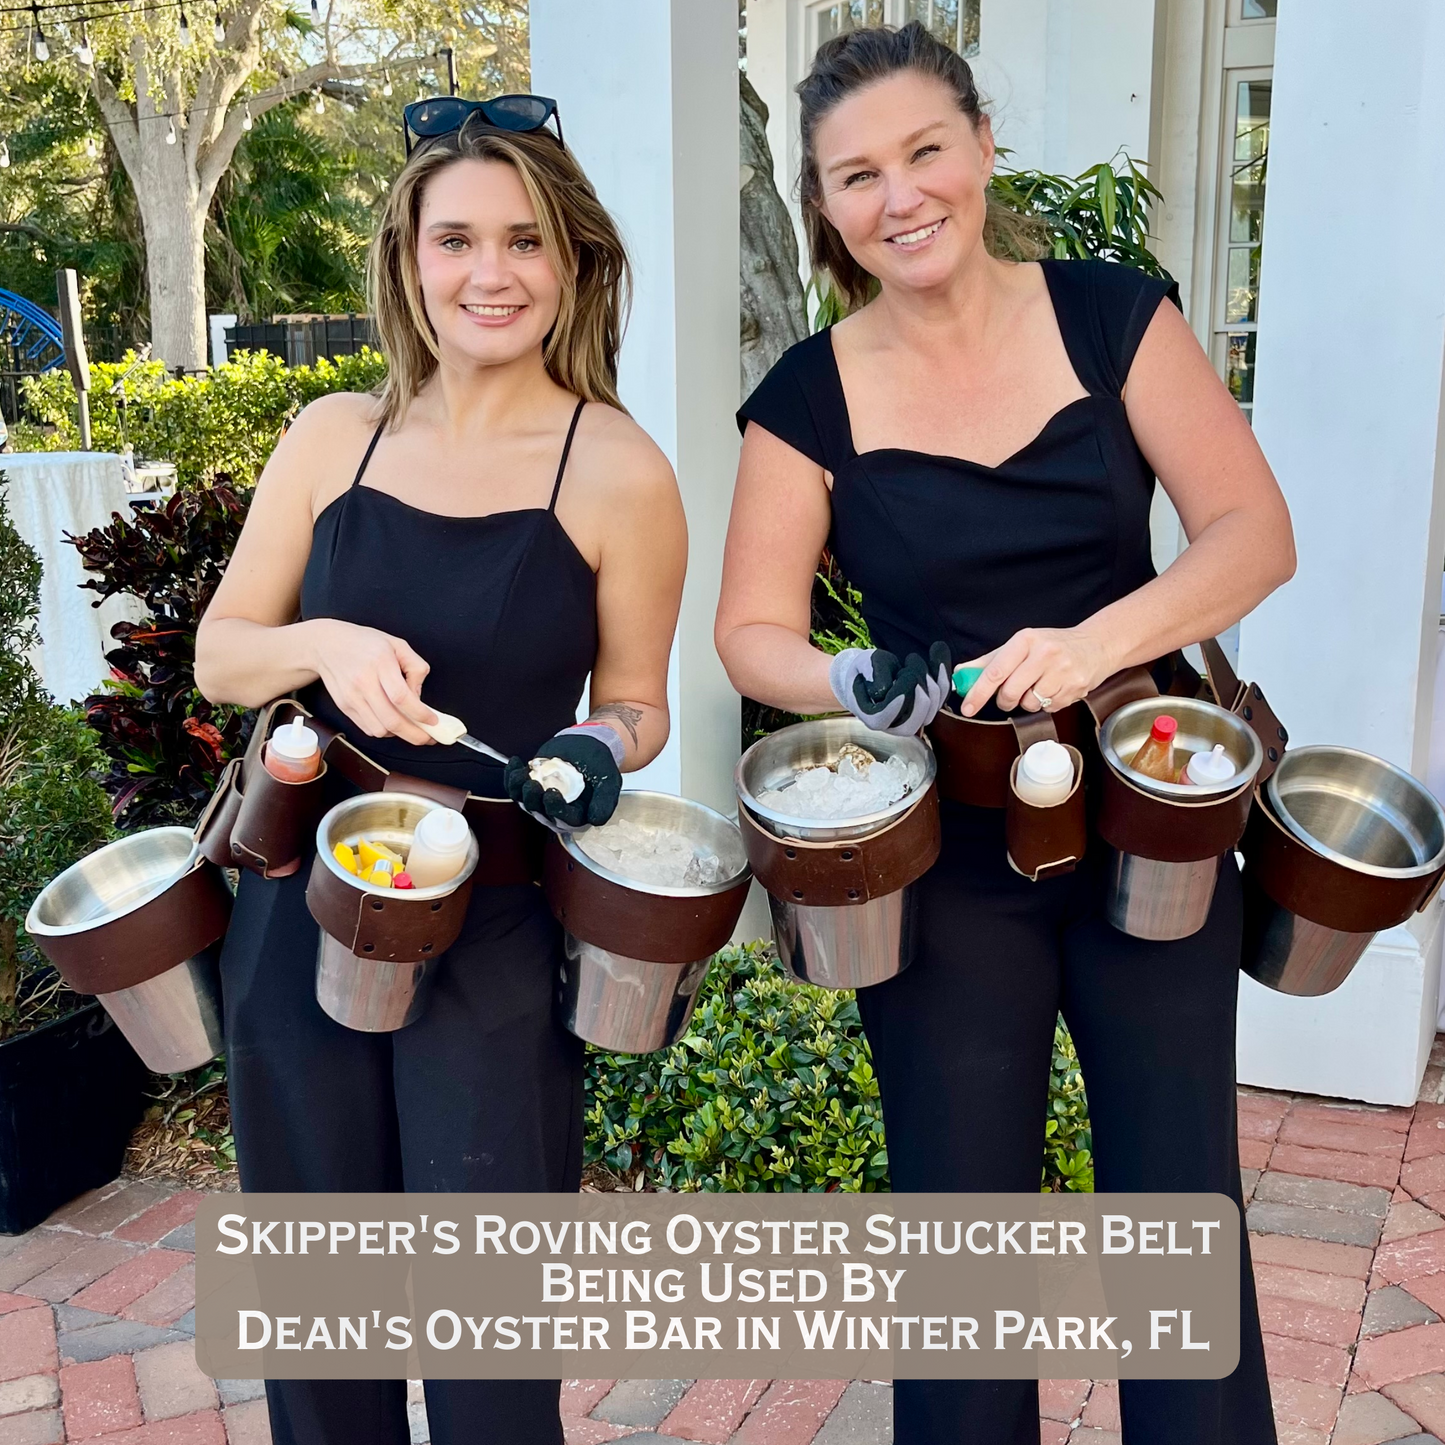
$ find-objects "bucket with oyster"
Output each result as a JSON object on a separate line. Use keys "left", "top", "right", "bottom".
{"left": 543, "top": 792, "right": 752, "bottom": 1054}
{"left": 735, "top": 719, "right": 940, "bottom": 991}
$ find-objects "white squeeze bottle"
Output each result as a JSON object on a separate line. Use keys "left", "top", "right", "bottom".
{"left": 1184, "top": 743, "right": 1235, "bottom": 788}
{"left": 1016, "top": 740, "right": 1074, "bottom": 807}
{"left": 405, "top": 808, "right": 470, "bottom": 888}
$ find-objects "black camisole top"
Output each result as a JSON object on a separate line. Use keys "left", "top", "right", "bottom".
{"left": 737, "top": 259, "right": 1180, "bottom": 678}
{"left": 298, "top": 400, "right": 598, "bottom": 799}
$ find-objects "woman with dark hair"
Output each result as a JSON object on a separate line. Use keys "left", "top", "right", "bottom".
{"left": 716, "top": 22, "right": 1292, "bottom": 1445}
{"left": 195, "top": 99, "right": 687, "bottom": 1445}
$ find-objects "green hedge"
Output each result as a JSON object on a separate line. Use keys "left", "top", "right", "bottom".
{"left": 586, "top": 943, "right": 1093, "bottom": 1193}
{"left": 19, "top": 349, "right": 388, "bottom": 488}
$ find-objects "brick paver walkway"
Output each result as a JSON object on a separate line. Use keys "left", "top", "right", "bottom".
{"left": 9, "top": 1041, "right": 1445, "bottom": 1443}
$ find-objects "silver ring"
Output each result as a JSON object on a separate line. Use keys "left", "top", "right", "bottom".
{"left": 1029, "top": 688, "right": 1054, "bottom": 710}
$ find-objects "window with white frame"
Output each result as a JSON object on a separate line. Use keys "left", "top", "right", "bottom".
{"left": 810, "top": 0, "right": 979, "bottom": 58}
{"left": 1208, "top": 0, "right": 1274, "bottom": 423}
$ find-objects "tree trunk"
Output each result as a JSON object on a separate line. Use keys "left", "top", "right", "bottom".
{"left": 137, "top": 142, "right": 209, "bottom": 371}
{"left": 740, "top": 74, "right": 808, "bottom": 396}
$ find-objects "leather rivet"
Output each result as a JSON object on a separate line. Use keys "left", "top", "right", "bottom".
{"left": 363, "top": 943, "right": 375, "bottom": 953}
{"left": 1253, "top": 683, "right": 1264, "bottom": 699}
{"left": 784, "top": 848, "right": 797, "bottom": 860}
{"left": 847, "top": 888, "right": 859, "bottom": 900}
{"left": 1243, "top": 705, "right": 1254, "bottom": 721}
{"left": 1279, "top": 727, "right": 1288, "bottom": 742}
{"left": 792, "top": 889, "right": 804, "bottom": 900}
{"left": 431, "top": 901, "right": 443, "bottom": 912}
{"left": 1268, "top": 747, "right": 1279, "bottom": 761}
{"left": 841, "top": 850, "right": 854, "bottom": 861}
{"left": 370, "top": 899, "right": 384, "bottom": 911}
{"left": 422, "top": 943, "right": 434, "bottom": 954}
{"left": 568, "top": 861, "right": 575, "bottom": 872}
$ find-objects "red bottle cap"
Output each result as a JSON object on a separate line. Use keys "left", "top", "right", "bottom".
{"left": 1150, "top": 715, "right": 1179, "bottom": 742}
{"left": 393, "top": 872, "right": 414, "bottom": 890}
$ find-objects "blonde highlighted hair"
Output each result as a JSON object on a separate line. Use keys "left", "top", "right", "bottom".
{"left": 368, "top": 122, "right": 631, "bottom": 426}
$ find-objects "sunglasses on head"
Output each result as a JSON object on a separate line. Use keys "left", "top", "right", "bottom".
{"left": 402, "top": 94, "right": 564, "bottom": 159}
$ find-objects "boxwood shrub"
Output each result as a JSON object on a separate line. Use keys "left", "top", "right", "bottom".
{"left": 585, "top": 943, "right": 1093, "bottom": 1194}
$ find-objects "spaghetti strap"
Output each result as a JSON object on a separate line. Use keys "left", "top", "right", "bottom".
{"left": 548, "top": 399, "right": 586, "bottom": 512}
{"left": 351, "top": 422, "right": 385, "bottom": 488}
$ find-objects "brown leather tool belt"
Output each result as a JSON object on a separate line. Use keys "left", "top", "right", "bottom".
{"left": 543, "top": 836, "right": 753, "bottom": 965}
{"left": 195, "top": 698, "right": 544, "bottom": 886}
{"left": 926, "top": 637, "right": 1292, "bottom": 879}
{"left": 34, "top": 857, "right": 234, "bottom": 996}
{"left": 738, "top": 786, "right": 941, "bottom": 909}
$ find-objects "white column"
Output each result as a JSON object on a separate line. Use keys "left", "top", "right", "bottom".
{"left": 531, "top": 0, "right": 742, "bottom": 817}
{"left": 1235, "top": 0, "right": 1445, "bottom": 1104}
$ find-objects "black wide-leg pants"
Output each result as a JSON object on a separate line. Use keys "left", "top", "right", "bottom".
{"left": 855, "top": 804, "right": 1276, "bottom": 1445}
{"left": 220, "top": 865, "right": 586, "bottom": 1445}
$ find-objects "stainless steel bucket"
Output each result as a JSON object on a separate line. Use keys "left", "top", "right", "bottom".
{"left": 25, "top": 828, "right": 225, "bottom": 1072}
{"left": 736, "top": 718, "right": 936, "bottom": 990}
{"left": 1098, "top": 696, "right": 1262, "bottom": 940}
{"left": 312, "top": 793, "right": 479, "bottom": 1032}
{"left": 1243, "top": 747, "right": 1445, "bottom": 996}
{"left": 554, "top": 792, "right": 749, "bottom": 1054}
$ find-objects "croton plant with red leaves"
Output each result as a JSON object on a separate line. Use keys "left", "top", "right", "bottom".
{"left": 68, "top": 484, "right": 254, "bottom": 829}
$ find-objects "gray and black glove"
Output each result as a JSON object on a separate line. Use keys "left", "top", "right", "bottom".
{"left": 828, "top": 642, "right": 952, "bottom": 736}
{"left": 504, "top": 723, "right": 624, "bottom": 832}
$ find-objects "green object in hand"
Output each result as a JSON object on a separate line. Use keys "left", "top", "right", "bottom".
{"left": 952, "top": 664, "right": 986, "bottom": 698}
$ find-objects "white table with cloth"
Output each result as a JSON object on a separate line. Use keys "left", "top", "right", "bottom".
{"left": 0, "top": 451, "right": 146, "bottom": 706}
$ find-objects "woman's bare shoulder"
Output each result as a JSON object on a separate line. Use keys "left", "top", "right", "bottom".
{"left": 263, "top": 390, "right": 386, "bottom": 515}
{"left": 570, "top": 400, "right": 677, "bottom": 502}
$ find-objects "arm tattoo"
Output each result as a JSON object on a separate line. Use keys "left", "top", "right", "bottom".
{"left": 590, "top": 702, "right": 643, "bottom": 748}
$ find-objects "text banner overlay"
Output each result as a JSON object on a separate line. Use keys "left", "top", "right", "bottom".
{"left": 195, "top": 1193, "right": 1239, "bottom": 1380}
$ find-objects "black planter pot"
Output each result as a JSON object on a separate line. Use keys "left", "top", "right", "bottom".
{"left": 0, "top": 1002, "right": 149, "bottom": 1235}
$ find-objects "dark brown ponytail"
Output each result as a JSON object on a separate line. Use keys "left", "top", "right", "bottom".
{"left": 797, "top": 20, "right": 1048, "bottom": 310}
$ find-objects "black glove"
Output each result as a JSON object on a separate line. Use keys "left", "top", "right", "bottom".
{"left": 828, "top": 642, "right": 952, "bottom": 735}
{"left": 504, "top": 727, "right": 623, "bottom": 832}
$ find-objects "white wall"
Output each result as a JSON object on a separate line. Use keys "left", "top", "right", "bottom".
{"left": 976, "top": 0, "right": 1157, "bottom": 176}
{"left": 531, "top": 0, "right": 741, "bottom": 816}
{"left": 1235, "top": 0, "right": 1445, "bottom": 1104}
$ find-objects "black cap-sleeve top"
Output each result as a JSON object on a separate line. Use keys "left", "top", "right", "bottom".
{"left": 737, "top": 259, "right": 1181, "bottom": 668}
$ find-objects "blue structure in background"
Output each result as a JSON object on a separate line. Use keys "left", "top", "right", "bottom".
{"left": 0, "top": 288, "right": 65, "bottom": 373}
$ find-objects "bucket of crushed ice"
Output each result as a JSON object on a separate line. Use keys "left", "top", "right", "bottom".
{"left": 543, "top": 792, "right": 752, "bottom": 1055}
{"left": 735, "top": 718, "right": 940, "bottom": 991}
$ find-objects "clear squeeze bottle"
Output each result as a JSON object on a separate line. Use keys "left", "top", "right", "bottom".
{"left": 264, "top": 717, "right": 321, "bottom": 783}
{"left": 1127, "top": 715, "right": 1179, "bottom": 784}
{"left": 1015, "top": 739, "right": 1074, "bottom": 807}
{"left": 405, "top": 808, "right": 470, "bottom": 888}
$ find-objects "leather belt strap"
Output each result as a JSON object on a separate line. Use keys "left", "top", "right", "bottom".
{"left": 542, "top": 836, "right": 753, "bottom": 965}
{"left": 739, "top": 788, "right": 942, "bottom": 909}
{"left": 231, "top": 699, "right": 543, "bottom": 886}
{"left": 36, "top": 860, "right": 233, "bottom": 995}
{"left": 928, "top": 704, "right": 1084, "bottom": 809}
{"left": 1004, "top": 714, "right": 1087, "bottom": 881}
{"left": 305, "top": 857, "right": 475, "bottom": 963}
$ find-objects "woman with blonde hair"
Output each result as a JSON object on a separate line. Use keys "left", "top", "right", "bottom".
{"left": 195, "top": 95, "right": 686, "bottom": 1445}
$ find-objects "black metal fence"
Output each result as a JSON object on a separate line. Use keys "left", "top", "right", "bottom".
{"left": 225, "top": 314, "right": 377, "bottom": 367}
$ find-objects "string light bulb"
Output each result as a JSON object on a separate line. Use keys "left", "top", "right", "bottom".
{"left": 85, "top": 135, "right": 97, "bottom": 158}
{"left": 313, "top": 90, "right": 324, "bottom": 114}
{"left": 178, "top": 8, "right": 191, "bottom": 45}
{"left": 166, "top": 120, "right": 177, "bottom": 144}
{"left": 381, "top": 75, "right": 391, "bottom": 97}
{"left": 75, "top": 25, "right": 92, "bottom": 65}
{"left": 241, "top": 101, "right": 252, "bottom": 131}
{"left": 0, "top": 141, "right": 10, "bottom": 168}
{"left": 213, "top": 7, "right": 224, "bottom": 42}
{"left": 29, "top": 1, "right": 46, "bottom": 61}
{"left": 309, "top": 0, "right": 319, "bottom": 18}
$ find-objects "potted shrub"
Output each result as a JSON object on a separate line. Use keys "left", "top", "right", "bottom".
{"left": 0, "top": 480, "right": 148, "bottom": 1234}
